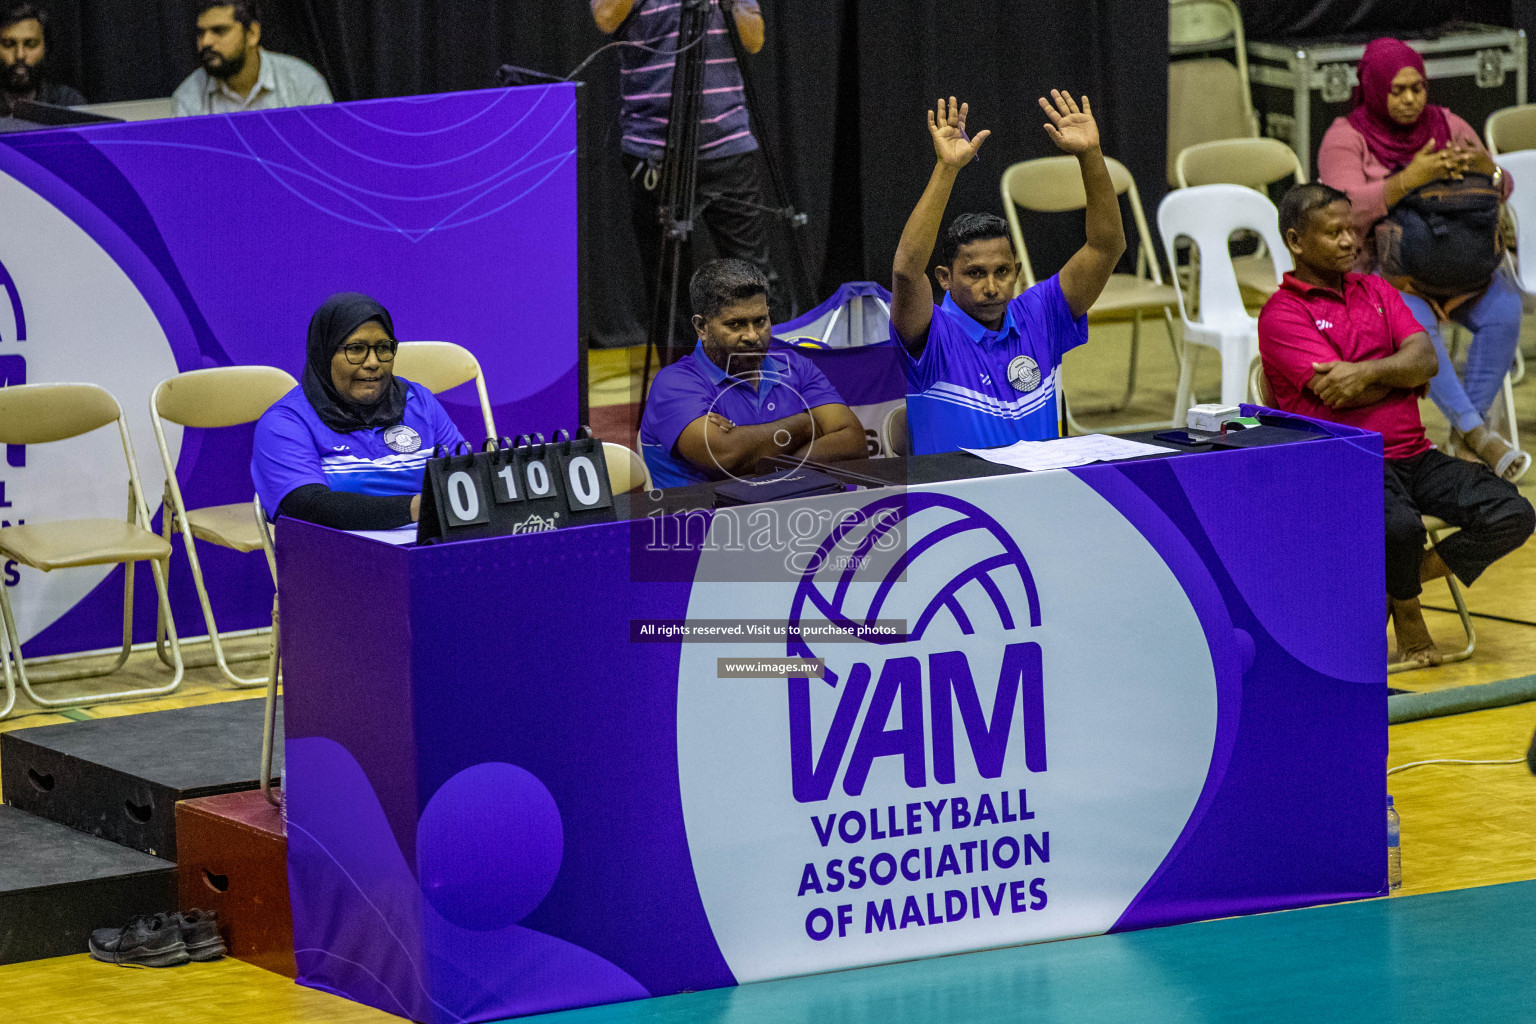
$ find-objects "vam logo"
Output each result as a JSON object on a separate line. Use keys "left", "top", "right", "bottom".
{"left": 674, "top": 476, "right": 1220, "bottom": 982}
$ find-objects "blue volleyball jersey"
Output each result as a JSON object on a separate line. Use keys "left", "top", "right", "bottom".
{"left": 251, "top": 380, "right": 466, "bottom": 516}
{"left": 900, "top": 275, "right": 1088, "bottom": 455}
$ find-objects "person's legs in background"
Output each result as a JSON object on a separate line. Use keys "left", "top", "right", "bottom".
{"left": 1401, "top": 280, "right": 1528, "bottom": 479}
{"left": 628, "top": 154, "right": 698, "bottom": 360}
{"left": 696, "top": 151, "right": 786, "bottom": 323}
{"left": 1452, "top": 267, "right": 1523, "bottom": 429}
{"left": 1385, "top": 455, "right": 1441, "bottom": 667}
{"left": 1400, "top": 289, "right": 1483, "bottom": 435}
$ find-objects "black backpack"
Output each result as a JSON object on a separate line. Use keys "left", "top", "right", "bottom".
{"left": 1375, "top": 172, "right": 1505, "bottom": 298}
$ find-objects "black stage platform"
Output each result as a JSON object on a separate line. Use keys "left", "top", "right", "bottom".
{"left": 1, "top": 698, "right": 282, "bottom": 859}
{"left": 0, "top": 804, "right": 176, "bottom": 964}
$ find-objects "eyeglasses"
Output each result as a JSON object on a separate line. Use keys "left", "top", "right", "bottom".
{"left": 337, "top": 340, "right": 398, "bottom": 364}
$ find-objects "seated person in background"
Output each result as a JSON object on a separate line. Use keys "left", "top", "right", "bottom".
{"left": 173, "top": 2, "right": 332, "bottom": 118}
{"left": 640, "top": 258, "right": 866, "bottom": 489}
{"left": 1, "top": 3, "right": 84, "bottom": 115}
{"left": 890, "top": 92, "right": 1124, "bottom": 456}
{"left": 1317, "top": 37, "right": 1524, "bottom": 480}
{"left": 1258, "top": 183, "right": 1534, "bottom": 668}
{"left": 253, "top": 292, "right": 465, "bottom": 530}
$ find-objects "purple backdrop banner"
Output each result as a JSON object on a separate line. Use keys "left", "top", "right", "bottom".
{"left": 279, "top": 428, "right": 1387, "bottom": 1022}
{"left": 0, "top": 86, "right": 579, "bottom": 657}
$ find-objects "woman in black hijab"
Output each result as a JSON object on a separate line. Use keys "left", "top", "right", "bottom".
{"left": 251, "top": 293, "right": 466, "bottom": 530}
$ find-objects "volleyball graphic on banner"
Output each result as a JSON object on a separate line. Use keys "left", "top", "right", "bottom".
{"left": 676, "top": 472, "right": 1220, "bottom": 981}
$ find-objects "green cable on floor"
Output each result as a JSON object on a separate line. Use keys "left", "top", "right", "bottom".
{"left": 1389, "top": 673, "right": 1536, "bottom": 724}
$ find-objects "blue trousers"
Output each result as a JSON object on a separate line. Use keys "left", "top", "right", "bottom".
{"left": 1398, "top": 269, "right": 1523, "bottom": 435}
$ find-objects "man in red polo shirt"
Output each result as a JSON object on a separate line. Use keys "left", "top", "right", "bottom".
{"left": 1259, "top": 182, "right": 1534, "bottom": 668}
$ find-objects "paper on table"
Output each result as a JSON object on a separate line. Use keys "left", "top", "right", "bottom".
{"left": 348, "top": 525, "right": 420, "bottom": 545}
{"left": 962, "top": 434, "right": 1172, "bottom": 472}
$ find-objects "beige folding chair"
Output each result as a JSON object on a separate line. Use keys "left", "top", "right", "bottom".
{"left": 1168, "top": 0, "right": 1257, "bottom": 186}
{"left": 1001, "top": 155, "right": 1181, "bottom": 430}
{"left": 1485, "top": 104, "right": 1536, "bottom": 157}
{"left": 1176, "top": 137, "right": 1305, "bottom": 191}
{"left": 150, "top": 366, "right": 296, "bottom": 687}
{"left": 1388, "top": 517, "right": 1475, "bottom": 674}
{"left": 1175, "top": 137, "right": 1306, "bottom": 302}
{"left": 253, "top": 493, "right": 282, "bottom": 806}
{"left": 0, "top": 383, "right": 183, "bottom": 719}
{"left": 394, "top": 341, "right": 496, "bottom": 440}
{"left": 603, "top": 441, "right": 653, "bottom": 493}
{"left": 881, "top": 404, "right": 909, "bottom": 457}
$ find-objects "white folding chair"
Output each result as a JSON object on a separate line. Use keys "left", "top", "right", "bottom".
{"left": 1159, "top": 184, "right": 1292, "bottom": 420}
{"left": 394, "top": 341, "right": 496, "bottom": 441}
{"left": 0, "top": 383, "right": 183, "bottom": 718}
{"left": 150, "top": 365, "right": 296, "bottom": 686}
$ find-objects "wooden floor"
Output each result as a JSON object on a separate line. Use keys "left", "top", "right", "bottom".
{"left": 3, "top": 318, "right": 1535, "bottom": 1022}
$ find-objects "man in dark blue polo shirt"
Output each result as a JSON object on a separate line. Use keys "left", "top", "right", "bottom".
{"left": 641, "top": 259, "right": 866, "bottom": 488}
{"left": 590, "top": 0, "right": 780, "bottom": 321}
{"left": 890, "top": 93, "right": 1127, "bottom": 455}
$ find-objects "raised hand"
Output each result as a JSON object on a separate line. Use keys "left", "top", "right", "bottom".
{"left": 929, "top": 96, "right": 990, "bottom": 170}
{"left": 1039, "top": 90, "right": 1100, "bottom": 156}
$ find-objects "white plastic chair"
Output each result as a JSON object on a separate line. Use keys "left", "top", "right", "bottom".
{"left": 1158, "top": 184, "right": 1292, "bottom": 417}
{"left": 1481, "top": 148, "right": 1536, "bottom": 447}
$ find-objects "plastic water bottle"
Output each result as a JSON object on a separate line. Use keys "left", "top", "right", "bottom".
{"left": 1387, "top": 795, "right": 1402, "bottom": 891}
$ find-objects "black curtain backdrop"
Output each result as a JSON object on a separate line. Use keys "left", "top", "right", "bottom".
{"left": 1237, "top": 1, "right": 1517, "bottom": 38}
{"left": 34, "top": 2, "right": 1168, "bottom": 347}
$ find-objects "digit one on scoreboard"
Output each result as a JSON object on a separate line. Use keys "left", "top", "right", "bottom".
{"left": 417, "top": 429, "right": 613, "bottom": 543}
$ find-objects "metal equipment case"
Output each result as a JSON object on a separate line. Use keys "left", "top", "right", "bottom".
{"left": 1248, "top": 23, "right": 1527, "bottom": 176}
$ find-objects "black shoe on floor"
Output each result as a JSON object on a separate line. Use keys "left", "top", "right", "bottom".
{"left": 88, "top": 914, "right": 189, "bottom": 967}
{"left": 173, "top": 909, "right": 227, "bottom": 961}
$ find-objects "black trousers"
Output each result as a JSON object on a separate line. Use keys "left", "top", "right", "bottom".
{"left": 1384, "top": 448, "right": 1535, "bottom": 600}
{"left": 626, "top": 150, "right": 783, "bottom": 344}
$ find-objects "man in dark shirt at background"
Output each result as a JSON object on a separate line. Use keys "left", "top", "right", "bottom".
{"left": 590, "top": 0, "right": 782, "bottom": 331}
{"left": 1, "top": 3, "right": 84, "bottom": 116}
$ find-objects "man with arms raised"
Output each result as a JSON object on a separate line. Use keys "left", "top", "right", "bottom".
{"left": 173, "top": 2, "right": 331, "bottom": 118}
{"left": 1259, "top": 182, "right": 1533, "bottom": 667}
{"left": 1, "top": 3, "right": 84, "bottom": 116}
{"left": 641, "top": 258, "right": 866, "bottom": 488}
{"left": 890, "top": 92, "right": 1125, "bottom": 454}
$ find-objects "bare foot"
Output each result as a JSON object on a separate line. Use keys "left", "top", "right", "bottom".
{"left": 1391, "top": 596, "right": 1442, "bottom": 668}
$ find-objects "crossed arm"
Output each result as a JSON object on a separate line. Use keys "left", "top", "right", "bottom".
{"left": 674, "top": 404, "right": 866, "bottom": 476}
{"left": 1306, "top": 333, "right": 1437, "bottom": 409}
{"left": 590, "top": 0, "right": 764, "bottom": 52}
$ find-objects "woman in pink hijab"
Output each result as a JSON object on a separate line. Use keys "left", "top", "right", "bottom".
{"left": 1318, "top": 37, "right": 1526, "bottom": 480}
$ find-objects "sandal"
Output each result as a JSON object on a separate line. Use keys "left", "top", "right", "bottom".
{"left": 1463, "top": 425, "right": 1531, "bottom": 482}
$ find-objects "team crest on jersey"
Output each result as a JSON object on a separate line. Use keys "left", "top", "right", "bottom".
{"left": 384, "top": 424, "right": 422, "bottom": 453}
{"left": 1006, "top": 355, "right": 1042, "bottom": 393}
